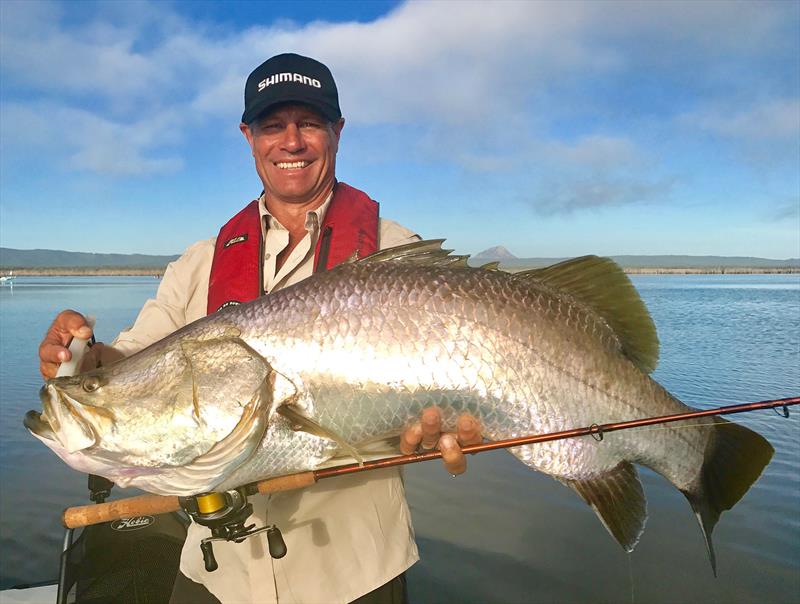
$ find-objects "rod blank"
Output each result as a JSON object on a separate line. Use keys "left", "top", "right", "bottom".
{"left": 62, "top": 396, "right": 798, "bottom": 528}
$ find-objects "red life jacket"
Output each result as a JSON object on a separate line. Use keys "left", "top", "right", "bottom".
{"left": 207, "top": 182, "right": 379, "bottom": 314}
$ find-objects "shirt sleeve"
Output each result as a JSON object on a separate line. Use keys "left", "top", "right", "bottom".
{"left": 378, "top": 218, "right": 421, "bottom": 250}
{"left": 107, "top": 239, "right": 215, "bottom": 357}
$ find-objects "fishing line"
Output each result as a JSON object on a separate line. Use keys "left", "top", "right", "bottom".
{"left": 613, "top": 418, "right": 777, "bottom": 436}
{"left": 627, "top": 553, "right": 636, "bottom": 604}
{"left": 614, "top": 421, "right": 725, "bottom": 434}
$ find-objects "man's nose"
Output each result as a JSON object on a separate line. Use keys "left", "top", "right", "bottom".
{"left": 280, "top": 124, "right": 305, "bottom": 152}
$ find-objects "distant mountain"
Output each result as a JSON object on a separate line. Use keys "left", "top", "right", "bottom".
{"left": 473, "top": 246, "right": 518, "bottom": 261}
{"left": 0, "top": 248, "right": 180, "bottom": 269}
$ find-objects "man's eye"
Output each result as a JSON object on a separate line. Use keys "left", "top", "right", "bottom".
{"left": 260, "top": 123, "right": 283, "bottom": 133}
{"left": 299, "top": 121, "right": 321, "bottom": 129}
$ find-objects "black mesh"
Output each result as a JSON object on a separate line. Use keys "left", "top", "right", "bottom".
{"left": 59, "top": 512, "right": 188, "bottom": 604}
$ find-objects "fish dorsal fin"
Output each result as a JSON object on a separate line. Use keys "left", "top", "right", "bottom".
{"left": 355, "top": 239, "right": 471, "bottom": 269}
{"left": 517, "top": 256, "right": 659, "bottom": 373}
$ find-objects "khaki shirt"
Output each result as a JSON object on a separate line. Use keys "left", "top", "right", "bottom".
{"left": 108, "top": 196, "right": 421, "bottom": 603}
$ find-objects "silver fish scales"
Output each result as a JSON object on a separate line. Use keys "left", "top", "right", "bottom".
{"left": 25, "top": 240, "right": 773, "bottom": 570}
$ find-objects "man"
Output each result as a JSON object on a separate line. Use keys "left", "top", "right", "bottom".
{"left": 38, "top": 54, "right": 481, "bottom": 603}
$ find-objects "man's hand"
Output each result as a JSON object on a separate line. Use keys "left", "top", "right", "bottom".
{"left": 399, "top": 408, "right": 482, "bottom": 475}
{"left": 39, "top": 310, "right": 94, "bottom": 379}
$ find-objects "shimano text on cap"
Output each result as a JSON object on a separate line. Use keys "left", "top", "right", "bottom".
{"left": 242, "top": 53, "right": 341, "bottom": 124}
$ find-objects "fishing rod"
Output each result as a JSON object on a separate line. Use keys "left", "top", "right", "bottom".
{"left": 62, "top": 395, "right": 798, "bottom": 531}
{"left": 63, "top": 395, "right": 799, "bottom": 571}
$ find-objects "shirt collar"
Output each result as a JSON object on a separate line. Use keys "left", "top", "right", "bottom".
{"left": 258, "top": 189, "right": 334, "bottom": 232}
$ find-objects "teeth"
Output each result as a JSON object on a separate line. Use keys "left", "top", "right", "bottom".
{"left": 276, "top": 161, "right": 308, "bottom": 169}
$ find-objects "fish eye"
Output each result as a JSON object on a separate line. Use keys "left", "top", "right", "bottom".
{"left": 82, "top": 376, "right": 101, "bottom": 392}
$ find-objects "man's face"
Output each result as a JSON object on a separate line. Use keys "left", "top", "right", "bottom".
{"left": 241, "top": 104, "right": 344, "bottom": 208}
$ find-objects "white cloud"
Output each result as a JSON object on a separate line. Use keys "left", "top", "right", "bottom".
{"left": 5, "top": 0, "right": 793, "bottom": 121}
{"left": 1, "top": 103, "right": 183, "bottom": 176}
{"left": 518, "top": 135, "right": 673, "bottom": 213}
{"left": 546, "top": 136, "right": 642, "bottom": 171}
{"left": 528, "top": 176, "right": 675, "bottom": 214}
{"left": 679, "top": 99, "right": 800, "bottom": 142}
{"left": 768, "top": 198, "right": 800, "bottom": 223}
{"left": 0, "top": 0, "right": 796, "bottom": 194}
{"left": 1, "top": 1, "right": 171, "bottom": 105}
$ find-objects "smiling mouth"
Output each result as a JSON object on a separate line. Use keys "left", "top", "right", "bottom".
{"left": 274, "top": 161, "right": 310, "bottom": 170}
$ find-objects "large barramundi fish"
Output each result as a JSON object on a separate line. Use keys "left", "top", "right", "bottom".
{"left": 25, "top": 241, "right": 773, "bottom": 571}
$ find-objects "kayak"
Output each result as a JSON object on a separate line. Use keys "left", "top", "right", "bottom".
{"left": 0, "top": 478, "right": 187, "bottom": 604}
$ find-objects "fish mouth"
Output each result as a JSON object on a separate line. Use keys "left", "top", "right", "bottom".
{"left": 25, "top": 383, "right": 98, "bottom": 452}
{"left": 23, "top": 409, "right": 56, "bottom": 441}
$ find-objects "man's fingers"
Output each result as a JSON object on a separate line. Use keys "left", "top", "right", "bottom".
{"left": 39, "top": 360, "right": 59, "bottom": 380}
{"left": 38, "top": 310, "right": 93, "bottom": 379}
{"left": 456, "top": 414, "right": 482, "bottom": 447}
{"left": 38, "top": 341, "right": 68, "bottom": 364}
{"left": 48, "top": 310, "right": 93, "bottom": 345}
{"left": 401, "top": 410, "right": 479, "bottom": 475}
{"left": 58, "top": 310, "right": 93, "bottom": 341}
{"left": 399, "top": 423, "right": 423, "bottom": 455}
{"left": 38, "top": 344, "right": 67, "bottom": 378}
{"left": 420, "top": 407, "right": 441, "bottom": 450}
{"left": 439, "top": 434, "right": 466, "bottom": 475}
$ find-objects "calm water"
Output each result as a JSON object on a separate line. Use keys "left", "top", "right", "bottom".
{"left": 0, "top": 275, "right": 798, "bottom": 603}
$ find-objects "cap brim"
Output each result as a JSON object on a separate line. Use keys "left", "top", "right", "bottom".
{"left": 242, "top": 92, "right": 340, "bottom": 124}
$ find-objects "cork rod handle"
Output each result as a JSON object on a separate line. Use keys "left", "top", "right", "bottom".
{"left": 62, "top": 494, "right": 180, "bottom": 528}
{"left": 61, "top": 471, "right": 319, "bottom": 528}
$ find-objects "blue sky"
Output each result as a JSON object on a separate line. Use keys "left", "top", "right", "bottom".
{"left": 1, "top": 0, "right": 798, "bottom": 258}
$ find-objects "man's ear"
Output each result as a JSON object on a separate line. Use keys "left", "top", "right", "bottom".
{"left": 332, "top": 118, "right": 345, "bottom": 140}
{"left": 240, "top": 122, "right": 255, "bottom": 154}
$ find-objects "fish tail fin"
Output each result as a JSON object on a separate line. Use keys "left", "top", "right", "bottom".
{"left": 679, "top": 417, "right": 774, "bottom": 576}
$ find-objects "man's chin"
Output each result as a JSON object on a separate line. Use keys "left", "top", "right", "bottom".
{"left": 264, "top": 183, "right": 332, "bottom": 207}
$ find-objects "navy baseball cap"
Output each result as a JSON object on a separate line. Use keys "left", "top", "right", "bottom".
{"left": 242, "top": 53, "right": 341, "bottom": 124}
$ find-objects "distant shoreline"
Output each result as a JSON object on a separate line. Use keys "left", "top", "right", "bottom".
{"left": 5, "top": 268, "right": 166, "bottom": 277}
{"left": 4, "top": 266, "right": 799, "bottom": 277}
{"left": 622, "top": 267, "right": 799, "bottom": 274}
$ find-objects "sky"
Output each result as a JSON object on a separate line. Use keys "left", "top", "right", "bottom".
{"left": 1, "top": 0, "right": 798, "bottom": 259}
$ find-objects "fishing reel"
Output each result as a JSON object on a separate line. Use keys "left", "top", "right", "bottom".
{"left": 179, "top": 487, "right": 286, "bottom": 572}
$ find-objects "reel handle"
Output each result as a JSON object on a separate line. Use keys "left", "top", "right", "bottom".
{"left": 201, "top": 540, "right": 218, "bottom": 572}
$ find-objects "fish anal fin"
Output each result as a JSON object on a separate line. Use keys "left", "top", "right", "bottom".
{"left": 680, "top": 417, "right": 774, "bottom": 576}
{"left": 563, "top": 461, "right": 647, "bottom": 553}
{"left": 277, "top": 405, "right": 364, "bottom": 465}
{"left": 517, "top": 256, "right": 659, "bottom": 373}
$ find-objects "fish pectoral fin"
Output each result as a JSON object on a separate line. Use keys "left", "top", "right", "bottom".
{"left": 276, "top": 405, "right": 364, "bottom": 466}
{"left": 562, "top": 461, "right": 647, "bottom": 553}
{"left": 354, "top": 435, "right": 402, "bottom": 456}
{"left": 318, "top": 437, "right": 401, "bottom": 469}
